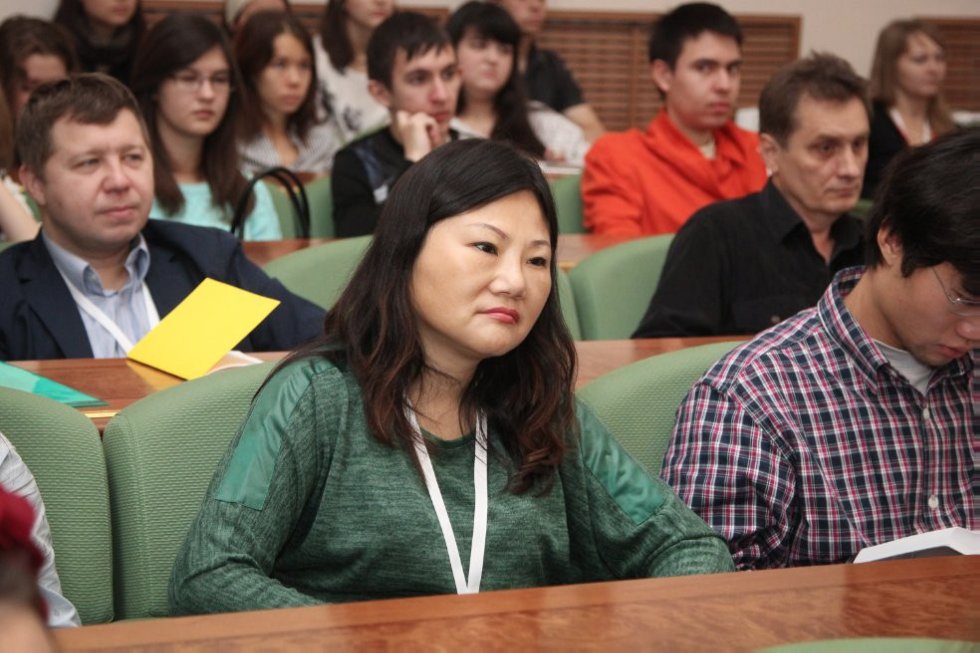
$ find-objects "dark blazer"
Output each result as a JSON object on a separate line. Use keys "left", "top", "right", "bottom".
{"left": 0, "top": 220, "right": 325, "bottom": 361}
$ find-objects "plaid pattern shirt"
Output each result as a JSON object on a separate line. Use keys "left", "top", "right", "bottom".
{"left": 662, "top": 267, "right": 977, "bottom": 569}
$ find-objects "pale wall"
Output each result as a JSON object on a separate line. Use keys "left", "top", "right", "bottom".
{"left": 3, "top": 0, "right": 978, "bottom": 77}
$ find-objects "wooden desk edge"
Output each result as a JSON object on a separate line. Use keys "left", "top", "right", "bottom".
{"left": 55, "top": 557, "right": 980, "bottom": 648}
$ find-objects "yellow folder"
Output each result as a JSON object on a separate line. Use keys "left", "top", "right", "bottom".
{"left": 128, "top": 278, "right": 280, "bottom": 380}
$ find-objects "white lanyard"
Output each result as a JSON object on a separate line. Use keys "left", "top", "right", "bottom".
{"left": 59, "top": 271, "right": 160, "bottom": 354}
{"left": 406, "top": 406, "right": 488, "bottom": 595}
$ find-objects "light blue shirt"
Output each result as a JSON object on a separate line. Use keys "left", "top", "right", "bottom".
{"left": 149, "top": 181, "right": 282, "bottom": 241}
{"left": 44, "top": 232, "right": 153, "bottom": 358}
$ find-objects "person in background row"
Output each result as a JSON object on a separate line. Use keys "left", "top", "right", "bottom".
{"left": 314, "top": 0, "right": 394, "bottom": 143}
{"left": 492, "top": 0, "right": 605, "bottom": 142}
{"left": 664, "top": 127, "right": 978, "bottom": 569}
{"left": 132, "top": 13, "right": 282, "bottom": 241}
{"left": 447, "top": 1, "right": 589, "bottom": 168}
{"left": 235, "top": 11, "right": 340, "bottom": 177}
{"left": 53, "top": 0, "right": 144, "bottom": 86}
{"left": 0, "top": 87, "right": 41, "bottom": 243}
{"left": 0, "top": 73, "right": 324, "bottom": 361}
{"left": 0, "top": 486, "right": 58, "bottom": 652}
{"left": 582, "top": 2, "right": 766, "bottom": 237}
{"left": 0, "top": 432, "right": 79, "bottom": 627}
{"left": 170, "top": 139, "right": 733, "bottom": 615}
{"left": 863, "top": 19, "right": 955, "bottom": 199}
{"left": 634, "top": 53, "right": 868, "bottom": 338}
{"left": 0, "top": 16, "right": 76, "bottom": 242}
{"left": 331, "top": 11, "right": 460, "bottom": 237}
{"left": 0, "top": 16, "right": 79, "bottom": 120}
{"left": 223, "top": 0, "right": 291, "bottom": 34}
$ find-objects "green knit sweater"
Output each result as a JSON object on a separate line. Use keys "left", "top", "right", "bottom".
{"left": 170, "top": 357, "right": 732, "bottom": 614}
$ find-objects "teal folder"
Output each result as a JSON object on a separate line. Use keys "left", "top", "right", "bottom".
{"left": 0, "top": 361, "right": 108, "bottom": 408}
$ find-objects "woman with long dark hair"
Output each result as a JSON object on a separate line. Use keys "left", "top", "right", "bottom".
{"left": 131, "top": 14, "right": 281, "bottom": 240}
{"left": 234, "top": 11, "right": 340, "bottom": 176}
{"left": 170, "top": 139, "right": 732, "bottom": 613}
{"left": 446, "top": 1, "right": 589, "bottom": 167}
{"left": 52, "top": 0, "right": 144, "bottom": 85}
{"left": 313, "top": 0, "right": 394, "bottom": 142}
{"left": 864, "top": 20, "right": 955, "bottom": 198}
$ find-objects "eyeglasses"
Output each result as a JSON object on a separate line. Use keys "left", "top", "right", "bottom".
{"left": 169, "top": 71, "right": 233, "bottom": 93}
{"left": 932, "top": 267, "right": 980, "bottom": 317}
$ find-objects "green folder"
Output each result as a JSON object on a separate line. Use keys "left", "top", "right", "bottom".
{"left": 0, "top": 361, "right": 107, "bottom": 408}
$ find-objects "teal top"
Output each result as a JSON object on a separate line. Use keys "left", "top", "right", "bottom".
{"left": 150, "top": 181, "right": 282, "bottom": 241}
{"left": 169, "top": 358, "right": 732, "bottom": 614}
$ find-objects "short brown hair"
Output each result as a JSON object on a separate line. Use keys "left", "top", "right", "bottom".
{"left": 759, "top": 52, "right": 870, "bottom": 146}
{"left": 15, "top": 73, "right": 148, "bottom": 178}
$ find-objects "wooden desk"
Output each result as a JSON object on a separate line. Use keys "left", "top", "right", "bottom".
{"left": 55, "top": 557, "right": 979, "bottom": 651}
{"left": 10, "top": 337, "right": 740, "bottom": 431}
{"left": 243, "top": 233, "right": 640, "bottom": 270}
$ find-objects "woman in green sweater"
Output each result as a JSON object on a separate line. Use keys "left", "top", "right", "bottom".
{"left": 169, "top": 140, "right": 733, "bottom": 613}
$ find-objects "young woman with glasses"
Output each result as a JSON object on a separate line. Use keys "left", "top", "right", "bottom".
{"left": 131, "top": 13, "right": 282, "bottom": 240}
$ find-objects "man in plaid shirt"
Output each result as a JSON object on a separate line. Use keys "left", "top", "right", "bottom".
{"left": 662, "top": 128, "right": 978, "bottom": 569}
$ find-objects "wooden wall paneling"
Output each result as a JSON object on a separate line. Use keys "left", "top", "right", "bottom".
{"left": 535, "top": 12, "right": 800, "bottom": 131}
{"left": 142, "top": 2, "right": 800, "bottom": 130}
{"left": 918, "top": 18, "right": 980, "bottom": 111}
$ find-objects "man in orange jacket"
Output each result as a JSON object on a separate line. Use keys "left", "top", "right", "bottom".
{"left": 582, "top": 3, "right": 767, "bottom": 236}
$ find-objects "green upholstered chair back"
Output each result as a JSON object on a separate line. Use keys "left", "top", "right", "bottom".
{"left": 268, "top": 183, "right": 300, "bottom": 238}
{"left": 0, "top": 388, "right": 113, "bottom": 624}
{"left": 568, "top": 234, "right": 674, "bottom": 340}
{"left": 101, "top": 362, "right": 276, "bottom": 620}
{"left": 305, "top": 175, "right": 335, "bottom": 238}
{"left": 267, "top": 176, "right": 334, "bottom": 238}
{"left": 549, "top": 173, "right": 585, "bottom": 234}
{"left": 262, "top": 235, "right": 371, "bottom": 310}
{"left": 556, "top": 267, "right": 581, "bottom": 340}
{"left": 576, "top": 341, "right": 741, "bottom": 473}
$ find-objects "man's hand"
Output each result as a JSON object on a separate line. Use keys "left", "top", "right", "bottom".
{"left": 391, "top": 111, "right": 444, "bottom": 162}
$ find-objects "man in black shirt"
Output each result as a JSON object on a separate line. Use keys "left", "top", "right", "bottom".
{"left": 331, "top": 13, "right": 461, "bottom": 237}
{"left": 633, "top": 53, "right": 871, "bottom": 338}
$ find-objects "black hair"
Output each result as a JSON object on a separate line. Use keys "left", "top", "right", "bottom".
{"left": 447, "top": 1, "right": 546, "bottom": 158}
{"left": 865, "top": 127, "right": 980, "bottom": 295}
{"left": 281, "top": 139, "right": 577, "bottom": 493}
{"left": 648, "top": 2, "right": 742, "bottom": 66}
{"left": 367, "top": 11, "right": 452, "bottom": 88}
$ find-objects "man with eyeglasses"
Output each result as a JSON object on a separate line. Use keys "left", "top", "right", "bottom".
{"left": 662, "top": 127, "right": 978, "bottom": 569}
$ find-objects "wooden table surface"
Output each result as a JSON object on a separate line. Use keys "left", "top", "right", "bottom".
{"left": 243, "top": 233, "right": 640, "bottom": 270}
{"left": 10, "top": 337, "right": 741, "bottom": 432}
{"left": 54, "top": 556, "right": 980, "bottom": 651}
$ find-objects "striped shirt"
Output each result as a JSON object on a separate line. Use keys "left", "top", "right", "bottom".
{"left": 662, "top": 267, "right": 977, "bottom": 569}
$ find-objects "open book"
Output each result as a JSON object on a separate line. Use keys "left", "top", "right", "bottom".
{"left": 853, "top": 527, "right": 979, "bottom": 563}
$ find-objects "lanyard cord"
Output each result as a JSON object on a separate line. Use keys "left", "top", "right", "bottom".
{"left": 406, "top": 405, "right": 488, "bottom": 595}
{"left": 59, "top": 271, "right": 160, "bottom": 353}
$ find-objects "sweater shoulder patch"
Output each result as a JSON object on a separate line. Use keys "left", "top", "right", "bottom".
{"left": 576, "top": 401, "right": 668, "bottom": 525}
{"left": 214, "top": 358, "right": 337, "bottom": 509}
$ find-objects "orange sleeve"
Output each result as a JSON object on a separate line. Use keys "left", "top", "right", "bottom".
{"left": 581, "top": 135, "right": 646, "bottom": 237}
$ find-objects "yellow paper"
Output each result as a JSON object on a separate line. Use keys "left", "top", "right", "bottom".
{"left": 128, "top": 278, "right": 280, "bottom": 380}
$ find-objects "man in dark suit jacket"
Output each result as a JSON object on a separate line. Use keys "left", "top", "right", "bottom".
{"left": 0, "top": 73, "right": 323, "bottom": 361}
